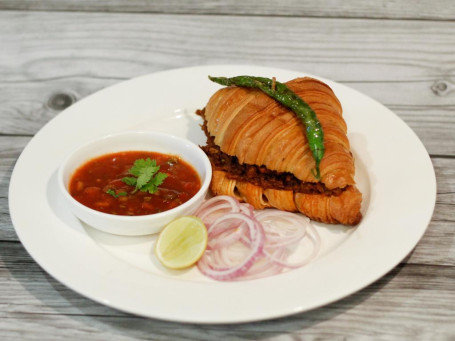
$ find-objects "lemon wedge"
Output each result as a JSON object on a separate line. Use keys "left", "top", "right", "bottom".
{"left": 155, "top": 216, "right": 208, "bottom": 269}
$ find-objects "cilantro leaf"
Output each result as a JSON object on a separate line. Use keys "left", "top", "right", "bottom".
{"left": 106, "top": 188, "right": 116, "bottom": 197}
{"left": 129, "top": 158, "right": 159, "bottom": 177}
{"left": 140, "top": 172, "right": 168, "bottom": 194}
{"left": 122, "top": 177, "right": 137, "bottom": 186}
{"left": 153, "top": 172, "right": 168, "bottom": 187}
{"left": 141, "top": 182, "right": 158, "bottom": 194}
{"left": 121, "top": 158, "right": 168, "bottom": 194}
{"left": 136, "top": 165, "right": 155, "bottom": 189}
{"left": 106, "top": 188, "right": 128, "bottom": 198}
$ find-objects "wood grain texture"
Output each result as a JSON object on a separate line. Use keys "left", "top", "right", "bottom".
{"left": 0, "top": 241, "right": 454, "bottom": 340}
{"left": 0, "top": 137, "right": 29, "bottom": 241}
{"left": 1, "top": 11, "right": 453, "bottom": 83}
{"left": 0, "top": 0, "right": 454, "bottom": 21}
{"left": 408, "top": 158, "right": 455, "bottom": 267}
{"left": 1, "top": 11, "right": 455, "bottom": 156}
{"left": 1, "top": 5, "right": 455, "bottom": 340}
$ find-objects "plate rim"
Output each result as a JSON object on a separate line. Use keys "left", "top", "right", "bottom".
{"left": 8, "top": 64, "right": 436, "bottom": 324}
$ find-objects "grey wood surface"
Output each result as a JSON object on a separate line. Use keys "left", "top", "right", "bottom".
{"left": 1, "top": 0, "right": 454, "bottom": 20}
{"left": 1, "top": 3, "right": 454, "bottom": 340}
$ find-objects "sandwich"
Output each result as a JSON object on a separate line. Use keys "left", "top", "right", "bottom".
{"left": 197, "top": 76, "right": 362, "bottom": 225}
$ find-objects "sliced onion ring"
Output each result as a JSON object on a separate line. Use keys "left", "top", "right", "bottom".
{"left": 194, "top": 196, "right": 321, "bottom": 281}
{"left": 197, "top": 213, "right": 265, "bottom": 280}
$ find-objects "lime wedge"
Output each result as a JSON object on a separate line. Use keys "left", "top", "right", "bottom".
{"left": 155, "top": 216, "right": 208, "bottom": 269}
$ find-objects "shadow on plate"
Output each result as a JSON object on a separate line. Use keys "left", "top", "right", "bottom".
{"left": 46, "top": 169, "right": 87, "bottom": 235}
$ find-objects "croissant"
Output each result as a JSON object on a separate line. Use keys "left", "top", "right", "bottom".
{"left": 199, "top": 77, "right": 362, "bottom": 225}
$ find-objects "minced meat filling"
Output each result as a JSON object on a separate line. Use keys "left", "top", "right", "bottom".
{"left": 197, "top": 109, "right": 344, "bottom": 196}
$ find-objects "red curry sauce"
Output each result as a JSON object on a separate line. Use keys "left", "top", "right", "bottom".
{"left": 69, "top": 151, "right": 201, "bottom": 216}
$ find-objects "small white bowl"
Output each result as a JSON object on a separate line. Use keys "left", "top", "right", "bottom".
{"left": 58, "top": 131, "right": 212, "bottom": 236}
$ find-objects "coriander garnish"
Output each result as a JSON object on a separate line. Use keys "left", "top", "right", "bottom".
{"left": 106, "top": 189, "right": 128, "bottom": 198}
{"left": 122, "top": 158, "right": 168, "bottom": 194}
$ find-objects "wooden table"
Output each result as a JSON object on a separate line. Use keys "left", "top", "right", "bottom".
{"left": 1, "top": 2, "right": 454, "bottom": 339}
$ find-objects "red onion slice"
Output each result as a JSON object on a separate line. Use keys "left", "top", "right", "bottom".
{"left": 197, "top": 213, "right": 265, "bottom": 281}
{"left": 194, "top": 196, "right": 321, "bottom": 281}
{"left": 194, "top": 195, "right": 240, "bottom": 217}
{"left": 207, "top": 226, "right": 245, "bottom": 250}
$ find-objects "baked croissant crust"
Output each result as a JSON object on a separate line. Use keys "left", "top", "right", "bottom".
{"left": 200, "top": 77, "right": 363, "bottom": 225}
{"left": 211, "top": 170, "right": 363, "bottom": 225}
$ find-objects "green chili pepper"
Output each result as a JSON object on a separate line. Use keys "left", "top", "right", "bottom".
{"left": 208, "top": 75, "right": 324, "bottom": 179}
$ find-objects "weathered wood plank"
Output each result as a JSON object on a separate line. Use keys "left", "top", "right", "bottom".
{"left": 0, "top": 242, "right": 454, "bottom": 340}
{"left": 405, "top": 157, "right": 455, "bottom": 267}
{"left": 0, "top": 77, "right": 119, "bottom": 135}
{"left": 1, "top": 12, "right": 455, "bottom": 155}
{"left": 1, "top": 8, "right": 454, "bottom": 338}
{"left": 0, "top": 136, "right": 30, "bottom": 241}
{"left": 1, "top": 11, "right": 454, "bottom": 83}
{"left": 409, "top": 220, "right": 455, "bottom": 267}
{"left": 406, "top": 158, "right": 455, "bottom": 267}
{"left": 0, "top": 0, "right": 454, "bottom": 21}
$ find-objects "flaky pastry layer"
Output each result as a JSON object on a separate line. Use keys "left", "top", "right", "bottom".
{"left": 211, "top": 170, "right": 362, "bottom": 225}
{"left": 204, "top": 77, "right": 355, "bottom": 189}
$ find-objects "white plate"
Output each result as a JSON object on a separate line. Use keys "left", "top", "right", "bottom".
{"left": 9, "top": 65, "right": 436, "bottom": 324}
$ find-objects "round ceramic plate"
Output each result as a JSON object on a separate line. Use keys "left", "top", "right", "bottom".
{"left": 9, "top": 65, "right": 436, "bottom": 324}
